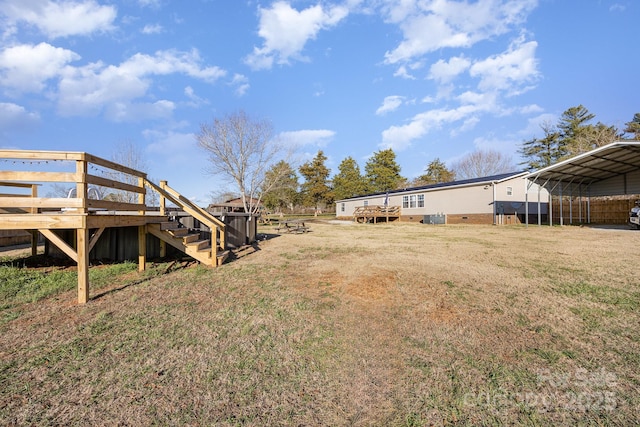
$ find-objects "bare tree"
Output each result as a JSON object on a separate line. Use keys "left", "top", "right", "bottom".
{"left": 196, "top": 110, "right": 289, "bottom": 214}
{"left": 451, "top": 149, "right": 515, "bottom": 180}
{"left": 104, "top": 140, "right": 158, "bottom": 206}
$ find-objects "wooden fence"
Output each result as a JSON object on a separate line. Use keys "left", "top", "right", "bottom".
{"left": 551, "top": 196, "right": 640, "bottom": 224}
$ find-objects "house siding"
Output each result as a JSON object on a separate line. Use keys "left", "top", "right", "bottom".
{"left": 335, "top": 174, "right": 549, "bottom": 224}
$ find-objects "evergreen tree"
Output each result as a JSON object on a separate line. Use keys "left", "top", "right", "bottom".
{"left": 520, "top": 105, "right": 620, "bottom": 171}
{"left": 261, "top": 160, "right": 299, "bottom": 213}
{"left": 364, "top": 148, "right": 404, "bottom": 192}
{"left": 332, "top": 156, "right": 367, "bottom": 200}
{"left": 519, "top": 122, "right": 561, "bottom": 170}
{"left": 624, "top": 113, "right": 640, "bottom": 140}
{"left": 299, "top": 151, "right": 333, "bottom": 212}
{"left": 417, "top": 158, "right": 455, "bottom": 184}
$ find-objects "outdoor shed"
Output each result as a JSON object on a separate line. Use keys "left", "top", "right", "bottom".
{"left": 336, "top": 172, "right": 549, "bottom": 225}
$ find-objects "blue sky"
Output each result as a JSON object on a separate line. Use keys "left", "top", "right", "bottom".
{"left": 0, "top": 0, "right": 637, "bottom": 204}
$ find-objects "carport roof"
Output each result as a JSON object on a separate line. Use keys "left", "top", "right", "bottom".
{"left": 525, "top": 141, "right": 640, "bottom": 185}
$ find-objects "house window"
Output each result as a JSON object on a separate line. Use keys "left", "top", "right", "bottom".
{"left": 341, "top": 203, "right": 345, "bottom": 212}
{"left": 506, "top": 186, "right": 513, "bottom": 196}
{"left": 403, "top": 194, "right": 421, "bottom": 209}
{"left": 363, "top": 200, "right": 368, "bottom": 207}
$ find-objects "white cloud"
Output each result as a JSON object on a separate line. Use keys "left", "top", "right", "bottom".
{"left": 520, "top": 112, "right": 557, "bottom": 138}
{"left": 245, "top": 1, "right": 349, "bottom": 70}
{"left": 428, "top": 55, "right": 471, "bottom": 84}
{"left": 230, "top": 73, "right": 249, "bottom": 97}
{"left": 56, "top": 49, "right": 226, "bottom": 118}
{"left": 278, "top": 129, "right": 336, "bottom": 147}
{"left": 141, "top": 23, "right": 163, "bottom": 34}
{"left": 137, "top": 0, "right": 161, "bottom": 7}
{"left": 469, "top": 37, "right": 539, "bottom": 93}
{"left": 145, "top": 129, "right": 196, "bottom": 161}
{"left": 376, "top": 95, "right": 405, "bottom": 115}
{"left": 183, "top": 86, "right": 208, "bottom": 107}
{"left": 0, "top": 42, "right": 80, "bottom": 94}
{"left": 609, "top": 3, "right": 625, "bottom": 12}
{"left": 471, "top": 135, "right": 520, "bottom": 158}
{"left": 1, "top": 0, "right": 117, "bottom": 39}
{"left": 105, "top": 100, "right": 175, "bottom": 123}
{"left": 393, "top": 65, "right": 416, "bottom": 80}
{"left": 380, "top": 104, "right": 486, "bottom": 151}
{"left": 0, "top": 102, "right": 40, "bottom": 131}
{"left": 383, "top": 0, "right": 537, "bottom": 64}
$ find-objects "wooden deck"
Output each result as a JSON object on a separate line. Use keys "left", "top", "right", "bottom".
{"left": 353, "top": 205, "right": 401, "bottom": 223}
{"left": 0, "top": 150, "right": 228, "bottom": 304}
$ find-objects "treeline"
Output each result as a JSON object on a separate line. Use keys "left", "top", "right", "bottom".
{"left": 520, "top": 106, "right": 640, "bottom": 170}
{"left": 199, "top": 108, "right": 639, "bottom": 214}
{"left": 260, "top": 147, "right": 516, "bottom": 213}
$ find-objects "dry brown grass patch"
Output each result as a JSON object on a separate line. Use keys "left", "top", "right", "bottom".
{"left": 1, "top": 222, "right": 639, "bottom": 425}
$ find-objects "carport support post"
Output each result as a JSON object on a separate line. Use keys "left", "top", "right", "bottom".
{"left": 549, "top": 191, "right": 553, "bottom": 227}
{"left": 525, "top": 182, "right": 529, "bottom": 227}
{"left": 537, "top": 184, "right": 542, "bottom": 226}
{"left": 569, "top": 187, "right": 573, "bottom": 224}
{"left": 559, "top": 182, "right": 563, "bottom": 226}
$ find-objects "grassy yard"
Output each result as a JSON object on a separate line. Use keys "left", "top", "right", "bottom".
{"left": 1, "top": 222, "right": 639, "bottom": 426}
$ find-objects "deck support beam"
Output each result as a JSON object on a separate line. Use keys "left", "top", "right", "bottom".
{"left": 77, "top": 227, "right": 89, "bottom": 304}
{"left": 138, "top": 225, "right": 146, "bottom": 272}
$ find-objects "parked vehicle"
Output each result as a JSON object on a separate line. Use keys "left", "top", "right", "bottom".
{"left": 630, "top": 200, "right": 640, "bottom": 229}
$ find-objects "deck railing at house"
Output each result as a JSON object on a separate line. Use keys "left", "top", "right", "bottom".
{"left": 353, "top": 205, "right": 401, "bottom": 223}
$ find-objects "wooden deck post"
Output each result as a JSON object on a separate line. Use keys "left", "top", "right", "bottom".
{"left": 76, "top": 160, "right": 88, "bottom": 214}
{"left": 159, "top": 180, "right": 167, "bottom": 258}
{"left": 138, "top": 225, "right": 146, "bottom": 272}
{"left": 77, "top": 226, "right": 89, "bottom": 304}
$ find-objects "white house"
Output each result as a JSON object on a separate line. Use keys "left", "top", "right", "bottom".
{"left": 335, "top": 172, "right": 549, "bottom": 225}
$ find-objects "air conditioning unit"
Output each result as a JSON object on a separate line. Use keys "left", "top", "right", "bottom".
{"left": 423, "top": 213, "right": 446, "bottom": 225}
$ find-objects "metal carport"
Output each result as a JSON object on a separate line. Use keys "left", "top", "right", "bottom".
{"left": 524, "top": 141, "right": 640, "bottom": 226}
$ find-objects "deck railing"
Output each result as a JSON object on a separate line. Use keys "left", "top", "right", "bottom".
{"left": 0, "top": 150, "right": 147, "bottom": 214}
{"left": 147, "top": 179, "right": 226, "bottom": 251}
{"left": 353, "top": 205, "right": 401, "bottom": 216}
{"left": 0, "top": 149, "right": 226, "bottom": 252}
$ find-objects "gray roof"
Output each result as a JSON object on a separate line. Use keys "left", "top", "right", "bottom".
{"left": 525, "top": 141, "right": 640, "bottom": 184}
{"left": 337, "top": 171, "right": 526, "bottom": 202}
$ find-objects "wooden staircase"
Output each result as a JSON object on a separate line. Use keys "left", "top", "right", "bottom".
{"left": 147, "top": 221, "right": 229, "bottom": 266}
{"left": 145, "top": 180, "right": 230, "bottom": 267}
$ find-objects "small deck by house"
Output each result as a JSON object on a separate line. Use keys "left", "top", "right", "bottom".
{"left": 353, "top": 205, "right": 401, "bottom": 223}
{"left": 0, "top": 150, "right": 229, "bottom": 304}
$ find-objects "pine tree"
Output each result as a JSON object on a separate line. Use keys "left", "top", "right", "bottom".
{"left": 333, "top": 157, "right": 367, "bottom": 200}
{"left": 624, "top": 113, "right": 640, "bottom": 140}
{"left": 557, "top": 105, "right": 595, "bottom": 158}
{"left": 261, "top": 161, "right": 299, "bottom": 213}
{"left": 299, "top": 151, "right": 333, "bottom": 212}
{"left": 364, "top": 148, "right": 404, "bottom": 192}
{"left": 417, "top": 158, "right": 455, "bottom": 184}
{"left": 519, "top": 122, "right": 561, "bottom": 170}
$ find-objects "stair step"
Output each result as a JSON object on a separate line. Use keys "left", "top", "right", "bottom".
{"left": 168, "top": 228, "right": 189, "bottom": 237}
{"left": 217, "top": 250, "right": 230, "bottom": 266}
{"left": 159, "top": 221, "right": 182, "bottom": 231}
{"left": 187, "top": 239, "right": 210, "bottom": 251}
{"left": 182, "top": 233, "right": 201, "bottom": 243}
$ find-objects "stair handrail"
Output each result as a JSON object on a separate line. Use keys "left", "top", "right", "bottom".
{"left": 145, "top": 179, "right": 226, "bottom": 250}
